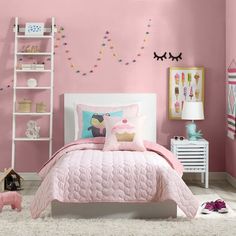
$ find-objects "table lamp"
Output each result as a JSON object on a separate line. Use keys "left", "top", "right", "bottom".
{"left": 181, "top": 101, "right": 204, "bottom": 141}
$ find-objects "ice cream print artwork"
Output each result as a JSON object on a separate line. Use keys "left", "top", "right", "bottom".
{"left": 169, "top": 67, "right": 204, "bottom": 119}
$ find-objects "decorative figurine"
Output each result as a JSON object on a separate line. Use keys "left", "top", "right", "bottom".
{"left": 27, "top": 78, "right": 37, "bottom": 87}
{"left": 186, "top": 122, "right": 203, "bottom": 141}
{"left": 25, "top": 120, "right": 40, "bottom": 139}
{"left": 22, "top": 45, "right": 40, "bottom": 53}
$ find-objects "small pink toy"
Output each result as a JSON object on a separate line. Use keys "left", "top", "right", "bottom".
{"left": 0, "top": 191, "right": 22, "bottom": 212}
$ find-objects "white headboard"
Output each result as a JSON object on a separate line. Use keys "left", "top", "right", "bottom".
{"left": 64, "top": 93, "right": 157, "bottom": 144}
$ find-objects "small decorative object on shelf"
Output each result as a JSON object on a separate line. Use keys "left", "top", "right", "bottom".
{"left": 36, "top": 102, "right": 47, "bottom": 113}
{"left": 22, "top": 45, "right": 40, "bottom": 53}
{"left": 18, "top": 99, "right": 32, "bottom": 112}
{"left": 25, "top": 23, "right": 44, "bottom": 36}
{"left": 16, "top": 63, "right": 22, "bottom": 70}
{"left": 25, "top": 120, "right": 40, "bottom": 139}
{"left": 27, "top": 78, "right": 37, "bottom": 87}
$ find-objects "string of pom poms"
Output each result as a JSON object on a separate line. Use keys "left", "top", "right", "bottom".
{"left": 55, "top": 19, "right": 152, "bottom": 77}
{"left": 0, "top": 82, "right": 13, "bottom": 92}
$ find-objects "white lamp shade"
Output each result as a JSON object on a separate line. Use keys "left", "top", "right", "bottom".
{"left": 181, "top": 101, "right": 204, "bottom": 120}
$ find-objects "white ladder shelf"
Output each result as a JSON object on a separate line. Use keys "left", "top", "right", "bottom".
{"left": 12, "top": 17, "right": 56, "bottom": 169}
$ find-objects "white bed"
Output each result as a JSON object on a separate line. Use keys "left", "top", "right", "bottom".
{"left": 51, "top": 93, "right": 177, "bottom": 218}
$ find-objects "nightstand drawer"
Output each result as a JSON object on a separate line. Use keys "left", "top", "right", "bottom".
{"left": 177, "top": 151, "right": 206, "bottom": 157}
{"left": 178, "top": 159, "right": 206, "bottom": 163}
{"left": 179, "top": 158, "right": 206, "bottom": 165}
{"left": 175, "top": 145, "right": 205, "bottom": 148}
{"left": 184, "top": 167, "right": 206, "bottom": 172}
{"left": 174, "top": 145, "right": 207, "bottom": 158}
{"left": 176, "top": 146, "right": 206, "bottom": 152}
{"left": 176, "top": 155, "right": 206, "bottom": 159}
{"left": 176, "top": 151, "right": 206, "bottom": 156}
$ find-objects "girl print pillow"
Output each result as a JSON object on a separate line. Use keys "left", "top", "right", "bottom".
{"left": 81, "top": 110, "right": 122, "bottom": 138}
{"left": 103, "top": 116, "right": 146, "bottom": 151}
{"left": 76, "top": 104, "right": 139, "bottom": 139}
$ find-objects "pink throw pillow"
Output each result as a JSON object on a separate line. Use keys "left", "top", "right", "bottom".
{"left": 76, "top": 104, "right": 139, "bottom": 139}
{"left": 103, "top": 116, "right": 146, "bottom": 151}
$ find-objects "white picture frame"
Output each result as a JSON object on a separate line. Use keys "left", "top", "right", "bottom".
{"left": 25, "top": 23, "right": 44, "bottom": 36}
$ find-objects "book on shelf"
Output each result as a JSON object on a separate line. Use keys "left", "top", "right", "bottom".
{"left": 20, "top": 64, "right": 45, "bottom": 71}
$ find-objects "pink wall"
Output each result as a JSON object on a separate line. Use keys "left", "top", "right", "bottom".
{"left": 0, "top": 0, "right": 226, "bottom": 172}
{"left": 226, "top": 0, "right": 236, "bottom": 177}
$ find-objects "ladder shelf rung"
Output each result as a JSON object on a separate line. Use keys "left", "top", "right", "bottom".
{"left": 16, "top": 69, "right": 52, "bottom": 72}
{"left": 14, "top": 137, "right": 51, "bottom": 141}
{"left": 17, "top": 35, "right": 53, "bottom": 39}
{"left": 14, "top": 112, "right": 51, "bottom": 116}
{"left": 14, "top": 87, "right": 51, "bottom": 90}
{"left": 16, "top": 52, "right": 51, "bottom": 56}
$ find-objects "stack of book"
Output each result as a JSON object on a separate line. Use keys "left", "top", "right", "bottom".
{"left": 21, "top": 64, "right": 45, "bottom": 71}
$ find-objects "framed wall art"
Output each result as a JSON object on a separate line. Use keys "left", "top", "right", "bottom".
{"left": 169, "top": 67, "right": 204, "bottom": 120}
{"left": 25, "top": 23, "right": 44, "bottom": 36}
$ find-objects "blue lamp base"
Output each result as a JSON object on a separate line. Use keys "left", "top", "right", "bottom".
{"left": 186, "top": 121, "right": 203, "bottom": 141}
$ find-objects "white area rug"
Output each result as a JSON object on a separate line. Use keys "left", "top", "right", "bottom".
{"left": 0, "top": 194, "right": 236, "bottom": 236}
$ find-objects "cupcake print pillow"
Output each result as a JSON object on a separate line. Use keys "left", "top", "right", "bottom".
{"left": 103, "top": 116, "right": 146, "bottom": 151}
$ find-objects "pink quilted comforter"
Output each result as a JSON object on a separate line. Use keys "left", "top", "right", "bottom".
{"left": 30, "top": 138, "right": 198, "bottom": 219}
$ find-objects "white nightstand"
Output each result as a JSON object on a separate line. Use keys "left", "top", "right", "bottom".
{"left": 171, "top": 138, "right": 209, "bottom": 188}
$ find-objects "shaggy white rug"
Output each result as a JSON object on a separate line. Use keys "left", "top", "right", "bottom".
{"left": 0, "top": 194, "right": 236, "bottom": 236}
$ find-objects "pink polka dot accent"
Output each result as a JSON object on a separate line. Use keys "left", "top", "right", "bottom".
{"left": 122, "top": 119, "right": 127, "bottom": 123}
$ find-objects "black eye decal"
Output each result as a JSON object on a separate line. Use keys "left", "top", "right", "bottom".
{"left": 153, "top": 52, "right": 167, "bottom": 61}
{"left": 169, "top": 52, "right": 182, "bottom": 61}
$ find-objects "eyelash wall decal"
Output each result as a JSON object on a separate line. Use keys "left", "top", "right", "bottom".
{"left": 169, "top": 52, "right": 182, "bottom": 61}
{"left": 153, "top": 52, "right": 167, "bottom": 61}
